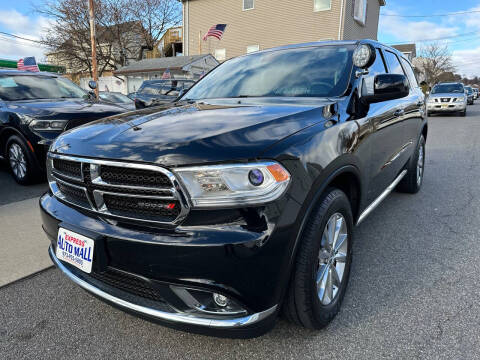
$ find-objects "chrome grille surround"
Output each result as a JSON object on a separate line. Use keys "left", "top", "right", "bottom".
{"left": 47, "top": 153, "right": 190, "bottom": 225}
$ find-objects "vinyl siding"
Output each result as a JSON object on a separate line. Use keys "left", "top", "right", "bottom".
{"left": 185, "top": 0, "right": 344, "bottom": 59}
{"left": 342, "top": 0, "right": 381, "bottom": 40}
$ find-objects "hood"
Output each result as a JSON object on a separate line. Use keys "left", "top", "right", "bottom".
{"left": 51, "top": 98, "right": 333, "bottom": 167}
{"left": 429, "top": 92, "right": 465, "bottom": 99}
{"left": 7, "top": 98, "right": 125, "bottom": 121}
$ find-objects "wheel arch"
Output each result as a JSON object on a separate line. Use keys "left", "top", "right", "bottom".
{"left": 0, "top": 126, "right": 27, "bottom": 157}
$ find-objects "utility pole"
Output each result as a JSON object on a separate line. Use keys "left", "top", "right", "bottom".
{"left": 88, "top": 0, "right": 99, "bottom": 98}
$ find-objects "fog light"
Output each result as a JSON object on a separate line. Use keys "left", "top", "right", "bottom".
{"left": 248, "top": 169, "right": 264, "bottom": 186}
{"left": 213, "top": 293, "right": 229, "bottom": 307}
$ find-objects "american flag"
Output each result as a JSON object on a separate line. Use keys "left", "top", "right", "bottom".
{"left": 17, "top": 57, "right": 40, "bottom": 72}
{"left": 161, "top": 68, "right": 171, "bottom": 79}
{"left": 203, "top": 24, "right": 227, "bottom": 41}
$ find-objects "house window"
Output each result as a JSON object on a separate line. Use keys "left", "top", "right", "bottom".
{"left": 353, "top": 0, "right": 367, "bottom": 26}
{"left": 243, "top": 0, "right": 254, "bottom": 10}
{"left": 314, "top": 0, "right": 331, "bottom": 12}
{"left": 246, "top": 45, "right": 259, "bottom": 53}
{"left": 215, "top": 48, "right": 226, "bottom": 61}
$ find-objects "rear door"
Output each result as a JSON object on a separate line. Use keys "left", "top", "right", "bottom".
{"left": 399, "top": 56, "right": 424, "bottom": 157}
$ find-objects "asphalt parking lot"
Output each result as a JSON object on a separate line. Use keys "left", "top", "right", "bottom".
{"left": 1, "top": 104, "right": 480, "bottom": 359}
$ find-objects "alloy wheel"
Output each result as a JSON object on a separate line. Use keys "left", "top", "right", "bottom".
{"left": 8, "top": 143, "right": 27, "bottom": 180}
{"left": 316, "top": 213, "right": 349, "bottom": 306}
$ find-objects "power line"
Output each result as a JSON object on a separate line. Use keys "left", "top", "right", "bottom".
{"left": 380, "top": 10, "right": 480, "bottom": 18}
{"left": 0, "top": 35, "right": 48, "bottom": 50}
{"left": 0, "top": 31, "right": 44, "bottom": 45}
{"left": 386, "top": 31, "right": 479, "bottom": 45}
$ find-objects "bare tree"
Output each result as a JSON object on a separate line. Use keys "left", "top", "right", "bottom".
{"left": 38, "top": 0, "right": 181, "bottom": 76}
{"left": 418, "top": 42, "right": 456, "bottom": 86}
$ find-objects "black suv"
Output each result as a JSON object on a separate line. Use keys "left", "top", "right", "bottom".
{"left": 0, "top": 71, "right": 125, "bottom": 184}
{"left": 40, "top": 40, "right": 427, "bottom": 337}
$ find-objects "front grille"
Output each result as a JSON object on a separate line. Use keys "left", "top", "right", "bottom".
{"left": 56, "top": 181, "right": 89, "bottom": 207}
{"left": 441, "top": 98, "right": 451, "bottom": 103}
{"left": 49, "top": 155, "right": 188, "bottom": 225}
{"left": 104, "top": 194, "right": 180, "bottom": 221}
{"left": 89, "top": 268, "right": 164, "bottom": 302}
{"left": 53, "top": 158, "right": 82, "bottom": 179}
{"left": 100, "top": 166, "right": 172, "bottom": 188}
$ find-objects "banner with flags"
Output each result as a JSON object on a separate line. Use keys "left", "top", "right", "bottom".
{"left": 203, "top": 24, "right": 227, "bottom": 41}
{"left": 161, "top": 68, "right": 171, "bottom": 79}
{"left": 17, "top": 57, "right": 40, "bottom": 72}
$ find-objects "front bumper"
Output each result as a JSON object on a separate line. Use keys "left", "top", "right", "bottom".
{"left": 48, "top": 245, "right": 276, "bottom": 331}
{"left": 427, "top": 103, "right": 466, "bottom": 113}
{"left": 40, "top": 191, "right": 299, "bottom": 336}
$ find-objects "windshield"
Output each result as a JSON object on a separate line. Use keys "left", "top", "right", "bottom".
{"left": 432, "top": 84, "right": 464, "bottom": 94}
{"left": 0, "top": 75, "right": 87, "bottom": 101}
{"left": 100, "top": 92, "right": 133, "bottom": 104}
{"left": 183, "top": 45, "right": 354, "bottom": 100}
{"left": 139, "top": 81, "right": 193, "bottom": 97}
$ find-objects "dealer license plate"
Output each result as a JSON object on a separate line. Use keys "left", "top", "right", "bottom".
{"left": 56, "top": 228, "right": 94, "bottom": 273}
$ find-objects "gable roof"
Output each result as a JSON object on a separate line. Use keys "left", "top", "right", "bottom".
{"left": 114, "top": 55, "right": 216, "bottom": 75}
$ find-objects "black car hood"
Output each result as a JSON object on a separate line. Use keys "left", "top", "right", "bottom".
{"left": 51, "top": 98, "right": 333, "bottom": 167}
{"left": 7, "top": 98, "right": 124, "bottom": 120}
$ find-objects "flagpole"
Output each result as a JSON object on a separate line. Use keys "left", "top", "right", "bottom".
{"left": 88, "top": 0, "right": 99, "bottom": 98}
{"left": 199, "top": 31, "right": 202, "bottom": 54}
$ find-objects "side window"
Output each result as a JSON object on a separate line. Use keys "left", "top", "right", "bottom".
{"left": 243, "top": 0, "right": 254, "bottom": 10}
{"left": 353, "top": 0, "right": 367, "bottom": 25}
{"left": 215, "top": 48, "right": 226, "bottom": 61}
{"left": 400, "top": 57, "right": 419, "bottom": 88}
{"left": 384, "top": 51, "right": 405, "bottom": 76}
{"left": 314, "top": 0, "right": 331, "bottom": 11}
{"left": 362, "top": 49, "right": 387, "bottom": 96}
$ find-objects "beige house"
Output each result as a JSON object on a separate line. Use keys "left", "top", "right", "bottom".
{"left": 182, "top": 0, "right": 386, "bottom": 60}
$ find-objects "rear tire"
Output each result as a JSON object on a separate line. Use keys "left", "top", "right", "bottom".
{"left": 6, "top": 135, "right": 42, "bottom": 185}
{"left": 397, "top": 135, "right": 425, "bottom": 194}
{"left": 283, "top": 188, "right": 353, "bottom": 329}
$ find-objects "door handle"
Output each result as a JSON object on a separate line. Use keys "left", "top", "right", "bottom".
{"left": 394, "top": 109, "right": 405, "bottom": 117}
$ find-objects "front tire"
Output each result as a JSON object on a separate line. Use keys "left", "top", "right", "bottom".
{"left": 6, "top": 135, "right": 41, "bottom": 185}
{"left": 397, "top": 135, "right": 425, "bottom": 194}
{"left": 283, "top": 188, "right": 353, "bottom": 329}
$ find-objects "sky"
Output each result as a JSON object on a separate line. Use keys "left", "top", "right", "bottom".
{"left": 0, "top": 0, "right": 478, "bottom": 77}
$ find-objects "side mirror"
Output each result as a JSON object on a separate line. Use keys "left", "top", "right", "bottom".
{"left": 88, "top": 80, "right": 97, "bottom": 90}
{"left": 363, "top": 74, "right": 409, "bottom": 104}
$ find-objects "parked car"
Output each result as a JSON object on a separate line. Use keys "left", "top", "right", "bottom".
{"left": 464, "top": 86, "right": 475, "bottom": 105}
{"left": 134, "top": 79, "right": 195, "bottom": 109}
{"left": 99, "top": 91, "right": 136, "bottom": 111}
{"left": 426, "top": 82, "right": 467, "bottom": 116}
{"left": 41, "top": 40, "right": 427, "bottom": 337}
{"left": 0, "top": 71, "right": 126, "bottom": 184}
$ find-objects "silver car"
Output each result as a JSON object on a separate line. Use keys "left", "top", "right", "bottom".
{"left": 427, "top": 82, "right": 467, "bottom": 117}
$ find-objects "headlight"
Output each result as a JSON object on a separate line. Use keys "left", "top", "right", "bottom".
{"left": 29, "top": 120, "right": 68, "bottom": 131}
{"left": 454, "top": 97, "right": 466, "bottom": 103}
{"left": 174, "top": 162, "right": 291, "bottom": 208}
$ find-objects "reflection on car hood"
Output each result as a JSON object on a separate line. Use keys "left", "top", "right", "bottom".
{"left": 4, "top": 98, "right": 125, "bottom": 120}
{"left": 51, "top": 98, "right": 334, "bottom": 166}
